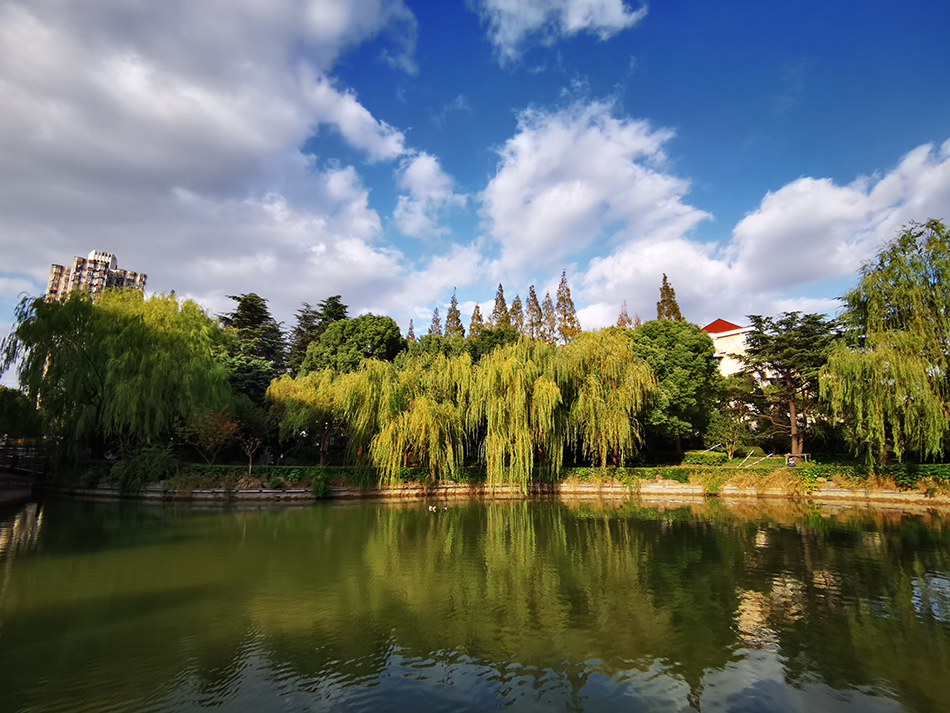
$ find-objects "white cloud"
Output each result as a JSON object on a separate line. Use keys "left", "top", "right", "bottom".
{"left": 475, "top": 0, "right": 647, "bottom": 63}
{"left": 578, "top": 139, "right": 950, "bottom": 328}
{"left": 0, "top": 0, "right": 433, "bottom": 330}
{"left": 481, "top": 101, "right": 710, "bottom": 274}
{"left": 393, "top": 153, "right": 467, "bottom": 238}
{"left": 303, "top": 72, "right": 407, "bottom": 161}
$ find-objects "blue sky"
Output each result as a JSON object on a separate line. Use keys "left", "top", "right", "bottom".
{"left": 2, "top": 0, "right": 950, "bottom": 358}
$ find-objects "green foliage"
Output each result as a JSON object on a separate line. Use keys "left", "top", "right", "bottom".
{"left": 465, "top": 327, "right": 519, "bottom": 362}
{"left": 301, "top": 314, "right": 406, "bottom": 373}
{"left": 562, "top": 329, "right": 655, "bottom": 468}
{"left": 108, "top": 445, "right": 178, "bottom": 491}
{"left": 1, "top": 291, "right": 230, "bottom": 450}
{"left": 0, "top": 386, "right": 41, "bottom": 439}
{"left": 311, "top": 476, "right": 333, "bottom": 498}
{"left": 219, "top": 293, "right": 285, "bottom": 372}
{"left": 823, "top": 220, "right": 950, "bottom": 463}
{"left": 681, "top": 450, "right": 729, "bottom": 466}
{"left": 268, "top": 473, "right": 282, "bottom": 489}
{"left": 630, "top": 319, "right": 722, "bottom": 448}
{"left": 656, "top": 273, "right": 683, "bottom": 321}
{"left": 555, "top": 271, "right": 581, "bottom": 343}
{"left": 287, "top": 296, "right": 348, "bottom": 375}
{"left": 743, "top": 312, "right": 840, "bottom": 456}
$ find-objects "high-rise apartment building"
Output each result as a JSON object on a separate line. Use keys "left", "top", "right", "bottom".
{"left": 46, "top": 251, "right": 147, "bottom": 301}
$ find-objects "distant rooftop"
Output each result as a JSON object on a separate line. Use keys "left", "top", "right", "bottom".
{"left": 701, "top": 318, "right": 743, "bottom": 334}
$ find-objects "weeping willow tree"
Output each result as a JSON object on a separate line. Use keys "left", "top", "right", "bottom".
{"left": 1, "top": 290, "right": 229, "bottom": 452}
{"left": 368, "top": 352, "right": 472, "bottom": 484}
{"left": 822, "top": 219, "right": 950, "bottom": 462}
{"left": 268, "top": 368, "right": 342, "bottom": 465}
{"left": 469, "top": 339, "right": 565, "bottom": 491}
{"left": 560, "top": 329, "right": 655, "bottom": 467}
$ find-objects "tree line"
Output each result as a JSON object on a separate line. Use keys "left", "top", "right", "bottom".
{"left": 2, "top": 220, "right": 950, "bottom": 485}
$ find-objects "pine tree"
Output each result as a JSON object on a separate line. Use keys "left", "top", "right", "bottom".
{"left": 555, "top": 271, "right": 581, "bottom": 343}
{"left": 287, "top": 295, "right": 348, "bottom": 375}
{"left": 633, "top": 312, "right": 642, "bottom": 328}
{"left": 617, "top": 301, "right": 633, "bottom": 328}
{"left": 656, "top": 274, "right": 684, "bottom": 321}
{"left": 509, "top": 295, "right": 524, "bottom": 333}
{"left": 490, "top": 284, "right": 510, "bottom": 329}
{"left": 540, "top": 292, "right": 557, "bottom": 342}
{"left": 444, "top": 289, "right": 465, "bottom": 338}
{"left": 428, "top": 307, "right": 442, "bottom": 337}
{"left": 525, "top": 285, "right": 543, "bottom": 339}
{"left": 407, "top": 319, "right": 416, "bottom": 342}
{"left": 220, "top": 293, "right": 286, "bottom": 371}
{"left": 469, "top": 304, "right": 486, "bottom": 337}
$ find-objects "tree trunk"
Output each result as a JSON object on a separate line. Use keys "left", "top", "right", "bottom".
{"left": 789, "top": 397, "right": 803, "bottom": 456}
{"left": 319, "top": 422, "right": 330, "bottom": 466}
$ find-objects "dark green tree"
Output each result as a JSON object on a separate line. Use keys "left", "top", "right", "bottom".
{"left": 465, "top": 327, "right": 520, "bottom": 362}
{"left": 490, "top": 284, "right": 510, "bottom": 329}
{"left": 525, "top": 286, "right": 543, "bottom": 339}
{"left": 287, "top": 296, "right": 348, "bottom": 375}
{"left": 742, "top": 312, "right": 840, "bottom": 456}
{"left": 220, "top": 293, "right": 286, "bottom": 370}
{"left": 822, "top": 219, "right": 950, "bottom": 462}
{"left": 301, "top": 314, "right": 406, "bottom": 373}
{"left": 555, "top": 271, "right": 581, "bottom": 343}
{"left": 656, "top": 274, "right": 684, "bottom": 321}
{"left": 630, "top": 319, "right": 722, "bottom": 451}
{"left": 444, "top": 290, "right": 465, "bottom": 338}
{"left": 0, "top": 386, "right": 41, "bottom": 439}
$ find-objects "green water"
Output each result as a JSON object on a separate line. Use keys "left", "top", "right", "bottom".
{"left": 1, "top": 497, "right": 949, "bottom": 712}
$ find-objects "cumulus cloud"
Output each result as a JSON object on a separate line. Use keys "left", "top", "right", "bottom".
{"left": 481, "top": 101, "right": 710, "bottom": 274}
{"left": 393, "top": 153, "right": 467, "bottom": 238}
{"left": 579, "top": 139, "right": 950, "bottom": 328}
{"left": 475, "top": 0, "right": 647, "bottom": 63}
{"left": 0, "top": 0, "right": 433, "bottom": 327}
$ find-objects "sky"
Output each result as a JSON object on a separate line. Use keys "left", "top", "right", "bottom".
{"left": 2, "top": 0, "right": 950, "bottom": 351}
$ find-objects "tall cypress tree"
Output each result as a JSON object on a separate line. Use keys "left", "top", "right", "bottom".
{"left": 525, "top": 285, "right": 543, "bottom": 339}
{"left": 444, "top": 289, "right": 466, "bottom": 339}
{"left": 428, "top": 307, "right": 443, "bottom": 337}
{"left": 656, "top": 274, "right": 684, "bottom": 321}
{"left": 540, "top": 292, "right": 557, "bottom": 342}
{"left": 469, "top": 304, "right": 486, "bottom": 337}
{"left": 555, "top": 271, "right": 581, "bottom": 343}
{"left": 617, "top": 300, "right": 633, "bottom": 328}
{"left": 407, "top": 319, "right": 416, "bottom": 342}
{"left": 490, "top": 284, "right": 510, "bottom": 329}
{"left": 509, "top": 295, "right": 524, "bottom": 333}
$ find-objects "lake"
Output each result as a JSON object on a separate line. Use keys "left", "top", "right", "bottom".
{"left": 1, "top": 496, "right": 949, "bottom": 712}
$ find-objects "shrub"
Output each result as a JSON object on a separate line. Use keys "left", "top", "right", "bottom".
{"left": 682, "top": 451, "right": 728, "bottom": 466}
{"left": 108, "top": 446, "right": 178, "bottom": 491}
{"left": 268, "top": 473, "right": 283, "bottom": 489}
{"left": 311, "top": 477, "right": 332, "bottom": 498}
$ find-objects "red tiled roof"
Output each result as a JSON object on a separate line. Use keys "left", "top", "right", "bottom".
{"left": 701, "top": 318, "right": 742, "bottom": 334}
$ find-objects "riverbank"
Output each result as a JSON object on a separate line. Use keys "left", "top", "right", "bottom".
{"left": 38, "top": 477, "right": 950, "bottom": 510}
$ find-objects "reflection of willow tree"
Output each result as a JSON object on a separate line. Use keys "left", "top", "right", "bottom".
{"left": 6, "top": 501, "right": 950, "bottom": 712}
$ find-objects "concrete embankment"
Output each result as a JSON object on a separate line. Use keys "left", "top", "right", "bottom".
{"left": 38, "top": 479, "right": 950, "bottom": 509}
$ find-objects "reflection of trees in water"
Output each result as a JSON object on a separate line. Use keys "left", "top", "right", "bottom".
{"left": 2, "top": 500, "right": 950, "bottom": 711}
